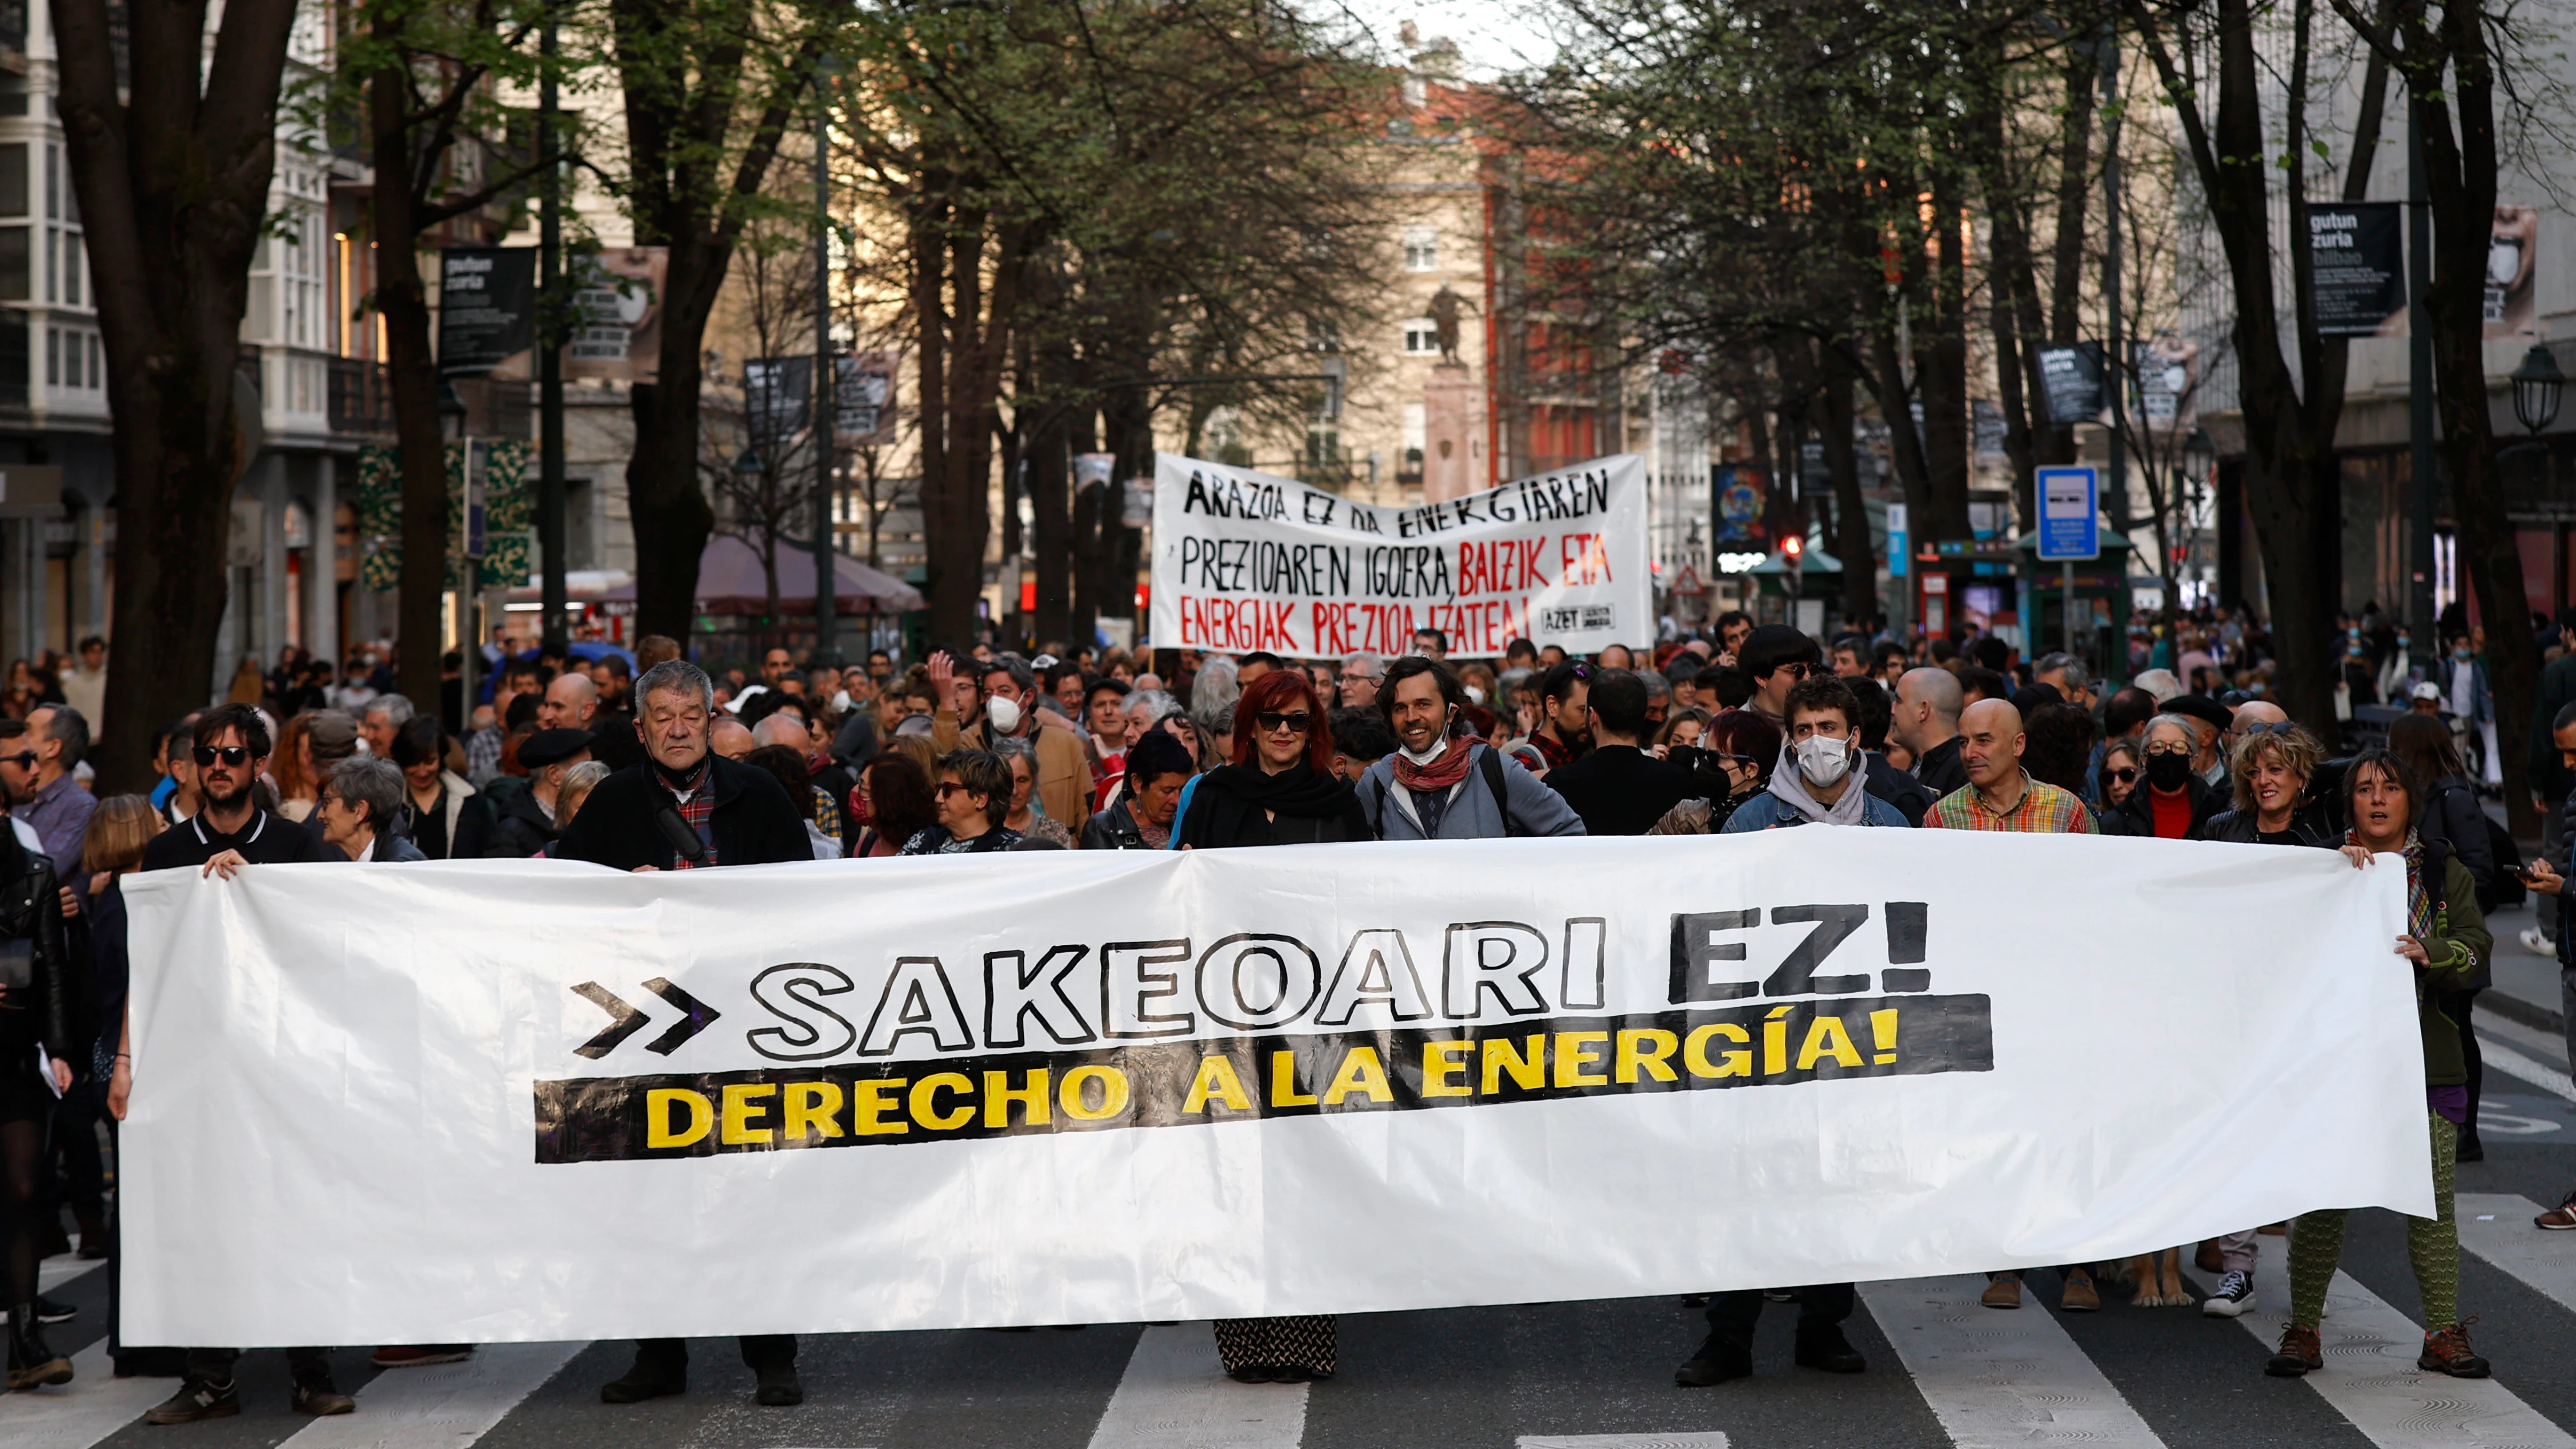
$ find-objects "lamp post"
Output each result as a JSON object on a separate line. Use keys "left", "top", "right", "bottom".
{"left": 2512, "top": 343, "right": 2565, "bottom": 439}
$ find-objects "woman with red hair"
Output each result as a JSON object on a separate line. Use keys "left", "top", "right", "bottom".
{"left": 1163, "top": 663, "right": 1363, "bottom": 1384}
{"left": 1168, "top": 667, "right": 1367, "bottom": 850}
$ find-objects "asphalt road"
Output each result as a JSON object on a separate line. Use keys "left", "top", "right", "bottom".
{"left": 19, "top": 1027, "right": 2576, "bottom": 1449}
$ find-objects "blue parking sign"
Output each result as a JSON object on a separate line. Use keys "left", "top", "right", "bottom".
{"left": 2036, "top": 466, "right": 2099, "bottom": 561}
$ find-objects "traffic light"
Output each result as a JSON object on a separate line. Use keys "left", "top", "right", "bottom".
{"left": 1782, "top": 533, "right": 1803, "bottom": 563}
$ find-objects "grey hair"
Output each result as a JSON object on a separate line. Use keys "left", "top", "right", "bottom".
{"left": 366, "top": 694, "right": 414, "bottom": 727}
{"left": 1191, "top": 657, "right": 1240, "bottom": 717}
{"left": 1342, "top": 650, "right": 1384, "bottom": 681}
{"left": 1128, "top": 688, "right": 1179, "bottom": 720}
{"left": 990, "top": 733, "right": 1037, "bottom": 763}
{"left": 635, "top": 659, "right": 716, "bottom": 714}
{"left": 37, "top": 703, "right": 87, "bottom": 766}
{"left": 981, "top": 654, "right": 1037, "bottom": 696}
{"left": 2033, "top": 652, "right": 2092, "bottom": 693}
{"left": 327, "top": 755, "right": 406, "bottom": 832}
{"left": 2145, "top": 712, "right": 2204, "bottom": 744}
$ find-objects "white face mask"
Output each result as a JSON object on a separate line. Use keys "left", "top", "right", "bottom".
{"left": 986, "top": 696, "right": 1023, "bottom": 735}
{"left": 1794, "top": 734, "right": 1852, "bottom": 787}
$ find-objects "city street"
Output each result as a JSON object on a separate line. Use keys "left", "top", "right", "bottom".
{"left": 23, "top": 921, "right": 2576, "bottom": 1449}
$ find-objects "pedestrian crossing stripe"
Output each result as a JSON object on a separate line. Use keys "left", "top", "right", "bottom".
{"left": 275, "top": 1340, "right": 587, "bottom": 1449}
{"left": 1860, "top": 1276, "right": 2166, "bottom": 1447}
{"left": 2185, "top": 1265, "right": 2576, "bottom": 1448}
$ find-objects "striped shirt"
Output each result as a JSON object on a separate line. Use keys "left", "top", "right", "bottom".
{"left": 1925, "top": 773, "right": 2096, "bottom": 834}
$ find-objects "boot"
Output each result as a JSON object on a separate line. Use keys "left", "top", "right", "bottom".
{"left": 76, "top": 1214, "right": 109, "bottom": 1260}
{"left": 8, "top": 1302, "right": 73, "bottom": 1391}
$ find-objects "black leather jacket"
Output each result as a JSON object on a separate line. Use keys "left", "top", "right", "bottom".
{"left": 2198, "top": 805, "right": 2339, "bottom": 848}
{"left": 0, "top": 828, "right": 73, "bottom": 1060}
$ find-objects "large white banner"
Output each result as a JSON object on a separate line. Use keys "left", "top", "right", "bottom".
{"left": 120, "top": 830, "right": 2425, "bottom": 1346}
{"left": 1149, "top": 452, "right": 1651, "bottom": 658}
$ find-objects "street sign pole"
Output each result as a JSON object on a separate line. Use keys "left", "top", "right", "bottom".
{"left": 2036, "top": 465, "right": 2102, "bottom": 669}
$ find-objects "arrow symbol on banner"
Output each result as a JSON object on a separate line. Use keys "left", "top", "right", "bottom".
{"left": 570, "top": 983, "right": 649, "bottom": 1059}
{"left": 640, "top": 977, "right": 721, "bottom": 1055}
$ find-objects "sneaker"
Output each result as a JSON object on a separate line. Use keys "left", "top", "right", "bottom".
{"left": 2202, "top": 1270, "right": 2256, "bottom": 1318}
{"left": 2420, "top": 1321, "right": 2491, "bottom": 1377}
{"left": 2060, "top": 1269, "right": 2100, "bottom": 1311}
{"left": 1793, "top": 1324, "right": 1866, "bottom": 1373}
{"left": 292, "top": 1379, "right": 357, "bottom": 1416}
{"left": 2521, "top": 925, "right": 2554, "bottom": 957}
{"left": 144, "top": 1377, "right": 242, "bottom": 1424}
{"left": 2534, "top": 1190, "right": 2576, "bottom": 1229}
{"left": 1980, "top": 1275, "right": 2023, "bottom": 1309}
{"left": 34, "top": 1295, "right": 74, "bottom": 1325}
{"left": 2265, "top": 1324, "right": 2323, "bottom": 1377}
{"left": 371, "top": 1345, "right": 472, "bottom": 1368}
{"left": 1674, "top": 1332, "right": 1754, "bottom": 1387}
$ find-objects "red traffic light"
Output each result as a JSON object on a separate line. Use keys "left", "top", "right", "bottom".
{"left": 1782, "top": 535, "right": 1804, "bottom": 558}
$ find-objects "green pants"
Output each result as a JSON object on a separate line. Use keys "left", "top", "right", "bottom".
{"left": 2288, "top": 1113, "right": 2458, "bottom": 1330}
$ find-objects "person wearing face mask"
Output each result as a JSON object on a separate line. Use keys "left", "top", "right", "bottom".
{"left": 1715, "top": 676, "right": 1911, "bottom": 833}
{"left": 1676, "top": 676, "right": 1902, "bottom": 1391}
{"left": 971, "top": 658, "right": 1092, "bottom": 826}
{"left": 2100, "top": 714, "right": 2227, "bottom": 839}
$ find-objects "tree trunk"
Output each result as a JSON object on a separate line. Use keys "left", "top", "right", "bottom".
{"left": 55, "top": 0, "right": 296, "bottom": 789}
{"left": 1820, "top": 346, "right": 1875, "bottom": 626}
{"left": 2409, "top": 0, "right": 2532, "bottom": 827}
{"left": 372, "top": 57, "right": 453, "bottom": 720}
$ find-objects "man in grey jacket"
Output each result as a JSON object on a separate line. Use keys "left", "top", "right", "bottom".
{"left": 1355, "top": 657, "right": 1584, "bottom": 840}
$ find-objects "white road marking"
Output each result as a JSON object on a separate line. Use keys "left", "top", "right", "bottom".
{"left": 7, "top": 1338, "right": 174, "bottom": 1449}
{"left": 2457, "top": 1193, "right": 2576, "bottom": 1314}
{"left": 37, "top": 1252, "right": 103, "bottom": 1295}
{"left": 2188, "top": 1265, "right": 2576, "bottom": 1448}
{"left": 2477, "top": 1038, "right": 2576, "bottom": 1103}
{"left": 1858, "top": 1276, "right": 2166, "bottom": 1448}
{"left": 276, "top": 1341, "right": 588, "bottom": 1449}
{"left": 1518, "top": 1435, "right": 1729, "bottom": 1448}
{"left": 1085, "top": 1324, "right": 1307, "bottom": 1449}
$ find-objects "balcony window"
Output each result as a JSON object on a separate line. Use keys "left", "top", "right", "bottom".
{"left": 0, "top": 226, "right": 32, "bottom": 301}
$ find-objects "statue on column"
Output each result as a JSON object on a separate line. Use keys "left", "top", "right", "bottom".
{"left": 1429, "top": 284, "right": 1475, "bottom": 366}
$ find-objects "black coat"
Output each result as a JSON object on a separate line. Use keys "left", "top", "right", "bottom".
{"left": 1913, "top": 735, "right": 1968, "bottom": 798}
{"left": 1863, "top": 752, "right": 1936, "bottom": 826}
{"left": 2102, "top": 773, "right": 2228, "bottom": 839}
{"left": 1544, "top": 744, "right": 1702, "bottom": 837}
{"left": 554, "top": 756, "right": 812, "bottom": 870}
{"left": 486, "top": 785, "right": 560, "bottom": 859}
{"left": 2198, "top": 806, "right": 2339, "bottom": 847}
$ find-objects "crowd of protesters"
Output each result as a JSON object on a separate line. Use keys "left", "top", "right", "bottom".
{"left": 0, "top": 608, "right": 2550, "bottom": 1409}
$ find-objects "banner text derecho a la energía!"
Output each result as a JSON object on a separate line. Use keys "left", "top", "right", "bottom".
{"left": 1149, "top": 453, "right": 1650, "bottom": 659}
{"left": 116, "top": 831, "right": 2429, "bottom": 1347}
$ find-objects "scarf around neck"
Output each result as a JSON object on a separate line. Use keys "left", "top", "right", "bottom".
{"left": 1392, "top": 736, "right": 1477, "bottom": 794}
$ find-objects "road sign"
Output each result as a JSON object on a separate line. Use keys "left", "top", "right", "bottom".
{"left": 2036, "top": 466, "right": 2100, "bottom": 561}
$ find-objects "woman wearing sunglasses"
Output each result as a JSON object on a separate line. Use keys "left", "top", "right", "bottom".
{"left": 1164, "top": 666, "right": 1364, "bottom": 1385}
{"left": 2095, "top": 741, "right": 2141, "bottom": 814}
{"left": 1168, "top": 669, "right": 1368, "bottom": 852}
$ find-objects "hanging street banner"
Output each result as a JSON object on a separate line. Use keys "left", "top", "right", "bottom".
{"left": 1150, "top": 453, "right": 1650, "bottom": 658}
{"left": 116, "top": 830, "right": 2426, "bottom": 1347}
{"left": 2304, "top": 202, "right": 2408, "bottom": 339}
{"left": 436, "top": 248, "right": 537, "bottom": 378}
{"left": 2035, "top": 343, "right": 2106, "bottom": 427}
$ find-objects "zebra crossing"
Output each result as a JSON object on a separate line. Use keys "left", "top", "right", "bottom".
{"left": 22, "top": 1073, "right": 2576, "bottom": 1444}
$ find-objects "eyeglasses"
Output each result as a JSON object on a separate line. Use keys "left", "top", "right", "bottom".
{"left": 934, "top": 782, "right": 973, "bottom": 798}
{"left": 193, "top": 745, "right": 250, "bottom": 767}
{"left": 1772, "top": 662, "right": 1815, "bottom": 680}
{"left": 2143, "top": 741, "right": 2194, "bottom": 756}
{"left": 2240, "top": 720, "right": 2299, "bottom": 736}
{"left": 1255, "top": 710, "right": 1312, "bottom": 734}
{"left": 0, "top": 752, "right": 33, "bottom": 771}
{"left": 2106, "top": 767, "right": 2138, "bottom": 784}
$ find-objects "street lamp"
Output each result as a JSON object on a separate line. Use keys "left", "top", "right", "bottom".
{"left": 2513, "top": 343, "right": 2565, "bottom": 437}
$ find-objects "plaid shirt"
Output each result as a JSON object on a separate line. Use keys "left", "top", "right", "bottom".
{"left": 1925, "top": 773, "right": 2096, "bottom": 834}
{"left": 662, "top": 756, "right": 718, "bottom": 867}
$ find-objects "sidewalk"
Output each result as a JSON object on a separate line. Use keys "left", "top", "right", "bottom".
{"left": 2492, "top": 895, "right": 2565, "bottom": 1036}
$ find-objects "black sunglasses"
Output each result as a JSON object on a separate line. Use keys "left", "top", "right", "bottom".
{"left": 1255, "top": 710, "right": 1313, "bottom": 733}
{"left": 0, "top": 751, "right": 33, "bottom": 770}
{"left": 2106, "top": 767, "right": 2138, "bottom": 784}
{"left": 193, "top": 745, "right": 250, "bottom": 767}
{"left": 2240, "top": 720, "right": 2298, "bottom": 736}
